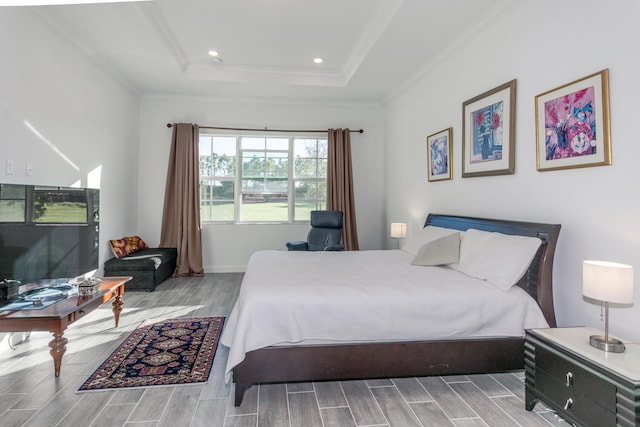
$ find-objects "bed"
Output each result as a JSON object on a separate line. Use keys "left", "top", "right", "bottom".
{"left": 221, "top": 213, "right": 561, "bottom": 406}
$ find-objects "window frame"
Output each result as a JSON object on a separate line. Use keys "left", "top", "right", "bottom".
{"left": 199, "top": 132, "right": 327, "bottom": 224}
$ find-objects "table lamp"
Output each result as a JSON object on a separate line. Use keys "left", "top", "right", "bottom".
{"left": 390, "top": 223, "right": 407, "bottom": 249}
{"left": 582, "top": 260, "right": 634, "bottom": 353}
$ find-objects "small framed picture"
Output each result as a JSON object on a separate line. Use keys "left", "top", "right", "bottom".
{"left": 462, "top": 80, "right": 516, "bottom": 177}
{"left": 535, "top": 69, "right": 611, "bottom": 171}
{"left": 427, "top": 127, "right": 453, "bottom": 181}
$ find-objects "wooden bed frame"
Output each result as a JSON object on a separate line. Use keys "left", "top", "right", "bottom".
{"left": 232, "top": 214, "right": 561, "bottom": 406}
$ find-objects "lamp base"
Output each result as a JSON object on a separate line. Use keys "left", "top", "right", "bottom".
{"left": 589, "top": 334, "right": 625, "bottom": 353}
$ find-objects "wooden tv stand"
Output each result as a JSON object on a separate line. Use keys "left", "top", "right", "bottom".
{"left": 0, "top": 276, "right": 131, "bottom": 376}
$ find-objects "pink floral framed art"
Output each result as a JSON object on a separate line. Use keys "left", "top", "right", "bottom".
{"left": 535, "top": 69, "right": 611, "bottom": 172}
{"left": 462, "top": 80, "right": 516, "bottom": 177}
{"left": 427, "top": 127, "right": 453, "bottom": 181}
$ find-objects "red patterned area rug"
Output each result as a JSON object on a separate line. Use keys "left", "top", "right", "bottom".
{"left": 78, "top": 317, "right": 224, "bottom": 391}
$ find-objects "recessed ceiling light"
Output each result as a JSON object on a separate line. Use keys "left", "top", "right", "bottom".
{"left": 208, "top": 50, "right": 220, "bottom": 57}
{"left": 313, "top": 57, "right": 324, "bottom": 64}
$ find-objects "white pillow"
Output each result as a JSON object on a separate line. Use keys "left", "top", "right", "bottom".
{"left": 411, "top": 232, "right": 460, "bottom": 266}
{"left": 401, "top": 226, "right": 461, "bottom": 257}
{"left": 454, "top": 228, "right": 542, "bottom": 291}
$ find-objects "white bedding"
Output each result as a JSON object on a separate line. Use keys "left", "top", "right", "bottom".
{"left": 221, "top": 249, "right": 549, "bottom": 382}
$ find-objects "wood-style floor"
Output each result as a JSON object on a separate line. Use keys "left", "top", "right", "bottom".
{"left": 0, "top": 273, "right": 569, "bottom": 427}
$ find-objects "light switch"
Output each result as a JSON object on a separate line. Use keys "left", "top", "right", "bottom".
{"left": 26, "top": 162, "right": 32, "bottom": 176}
{"left": 6, "top": 159, "right": 13, "bottom": 175}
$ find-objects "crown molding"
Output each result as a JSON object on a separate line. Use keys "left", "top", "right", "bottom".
{"left": 141, "top": 92, "right": 383, "bottom": 109}
{"left": 383, "top": 0, "right": 518, "bottom": 105}
{"left": 342, "top": 0, "right": 404, "bottom": 84}
{"left": 184, "top": 63, "right": 346, "bottom": 87}
{"left": 137, "top": 1, "right": 188, "bottom": 72}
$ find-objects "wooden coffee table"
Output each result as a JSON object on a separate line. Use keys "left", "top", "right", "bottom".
{"left": 0, "top": 276, "right": 131, "bottom": 376}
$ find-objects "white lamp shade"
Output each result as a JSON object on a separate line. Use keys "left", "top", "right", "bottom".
{"left": 390, "top": 223, "right": 407, "bottom": 239}
{"left": 583, "top": 260, "right": 634, "bottom": 304}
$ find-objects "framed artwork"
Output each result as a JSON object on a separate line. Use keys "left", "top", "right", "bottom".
{"left": 462, "top": 80, "right": 516, "bottom": 177}
{"left": 427, "top": 127, "right": 453, "bottom": 181}
{"left": 535, "top": 69, "right": 611, "bottom": 171}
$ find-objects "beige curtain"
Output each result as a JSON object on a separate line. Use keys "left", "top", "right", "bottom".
{"left": 327, "top": 128, "right": 359, "bottom": 251}
{"left": 159, "top": 123, "right": 204, "bottom": 276}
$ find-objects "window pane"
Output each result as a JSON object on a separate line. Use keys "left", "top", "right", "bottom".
{"left": 242, "top": 179, "right": 263, "bottom": 191}
{"left": 0, "top": 184, "right": 26, "bottom": 222}
{"left": 266, "top": 137, "right": 288, "bottom": 150}
{"left": 295, "top": 180, "right": 317, "bottom": 199}
{"left": 241, "top": 193, "right": 288, "bottom": 222}
{"left": 0, "top": 184, "right": 26, "bottom": 199}
{"left": 294, "top": 157, "right": 317, "bottom": 178}
{"left": 242, "top": 137, "right": 265, "bottom": 150}
{"left": 200, "top": 136, "right": 237, "bottom": 178}
{"left": 33, "top": 187, "right": 87, "bottom": 223}
{"left": 208, "top": 201, "right": 234, "bottom": 222}
{"left": 242, "top": 152, "right": 264, "bottom": 178}
{"left": 0, "top": 200, "right": 25, "bottom": 222}
{"left": 212, "top": 154, "right": 236, "bottom": 177}
{"left": 317, "top": 181, "right": 327, "bottom": 200}
{"left": 199, "top": 137, "right": 212, "bottom": 157}
{"left": 243, "top": 152, "right": 288, "bottom": 178}
{"left": 318, "top": 139, "right": 328, "bottom": 158}
{"left": 200, "top": 154, "right": 212, "bottom": 176}
{"left": 318, "top": 159, "right": 327, "bottom": 178}
{"left": 265, "top": 178, "right": 288, "bottom": 192}
{"left": 200, "top": 180, "right": 234, "bottom": 222}
{"left": 266, "top": 151, "right": 288, "bottom": 172}
{"left": 213, "top": 137, "right": 237, "bottom": 156}
{"left": 294, "top": 138, "right": 318, "bottom": 157}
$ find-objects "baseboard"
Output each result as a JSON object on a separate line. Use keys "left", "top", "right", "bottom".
{"left": 203, "top": 265, "right": 246, "bottom": 273}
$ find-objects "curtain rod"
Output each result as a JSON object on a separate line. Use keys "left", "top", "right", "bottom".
{"left": 166, "top": 123, "right": 363, "bottom": 134}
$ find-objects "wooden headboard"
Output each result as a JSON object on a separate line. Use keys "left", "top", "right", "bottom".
{"left": 424, "top": 213, "right": 561, "bottom": 328}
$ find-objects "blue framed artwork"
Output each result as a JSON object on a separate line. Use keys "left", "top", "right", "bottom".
{"left": 427, "top": 127, "right": 452, "bottom": 181}
{"left": 462, "top": 80, "right": 516, "bottom": 177}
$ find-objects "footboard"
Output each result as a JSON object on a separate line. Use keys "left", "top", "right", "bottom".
{"left": 233, "top": 337, "right": 524, "bottom": 406}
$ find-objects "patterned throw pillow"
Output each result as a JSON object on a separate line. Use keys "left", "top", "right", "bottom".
{"left": 109, "top": 236, "right": 149, "bottom": 258}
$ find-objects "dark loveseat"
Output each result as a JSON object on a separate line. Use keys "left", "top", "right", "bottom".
{"left": 104, "top": 248, "right": 177, "bottom": 292}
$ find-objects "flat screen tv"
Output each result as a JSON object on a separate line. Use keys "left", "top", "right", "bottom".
{"left": 0, "top": 183, "right": 99, "bottom": 285}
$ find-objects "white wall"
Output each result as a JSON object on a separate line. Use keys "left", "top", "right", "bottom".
{"left": 384, "top": 0, "right": 640, "bottom": 341}
{"left": 0, "top": 8, "right": 140, "bottom": 272}
{"left": 138, "top": 95, "right": 385, "bottom": 272}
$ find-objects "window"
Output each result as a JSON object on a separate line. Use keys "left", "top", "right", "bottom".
{"left": 0, "top": 184, "right": 26, "bottom": 222}
{"left": 293, "top": 138, "right": 327, "bottom": 220}
{"left": 33, "top": 186, "right": 89, "bottom": 223}
{"left": 0, "top": 185, "right": 97, "bottom": 224}
{"left": 200, "top": 136, "right": 236, "bottom": 222}
{"left": 199, "top": 133, "right": 327, "bottom": 223}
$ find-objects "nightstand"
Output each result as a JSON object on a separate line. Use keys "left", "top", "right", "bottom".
{"left": 525, "top": 327, "right": 640, "bottom": 427}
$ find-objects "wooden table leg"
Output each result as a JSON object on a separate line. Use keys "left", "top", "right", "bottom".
{"left": 112, "top": 293, "right": 124, "bottom": 327}
{"left": 49, "top": 331, "right": 68, "bottom": 377}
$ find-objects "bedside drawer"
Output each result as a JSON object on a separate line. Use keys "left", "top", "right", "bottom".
{"left": 536, "top": 345, "right": 616, "bottom": 412}
{"left": 536, "top": 369, "right": 615, "bottom": 426}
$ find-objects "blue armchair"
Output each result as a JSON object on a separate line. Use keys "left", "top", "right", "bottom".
{"left": 286, "top": 210, "right": 344, "bottom": 251}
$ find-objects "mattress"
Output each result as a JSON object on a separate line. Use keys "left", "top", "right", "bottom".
{"left": 220, "top": 249, "right": 549, "bottom": 381}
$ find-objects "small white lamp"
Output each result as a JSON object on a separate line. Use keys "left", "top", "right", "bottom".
{"left": 582, "top": 260, "right": 634, "bottom": 353}
{"left": 390, "top": 223, "right": 407, "bottom": 249}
